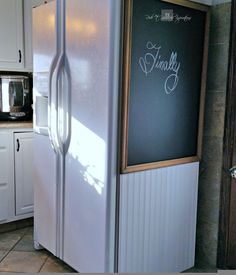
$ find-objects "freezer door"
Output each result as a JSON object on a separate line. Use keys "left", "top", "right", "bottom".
{"left": 33, "top": 0, "right": 57, "bottom": 136}
{"left": 63, "top": 0, "right": 119, "bottom": 272}
{"left": 33, "top": 1, "right": 57, "bottom": 255}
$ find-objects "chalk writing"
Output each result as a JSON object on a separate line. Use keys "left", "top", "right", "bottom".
{"left": 145, "top": 13, "right": 191, "bottom": 23}
{"left": 139, "top": 42, "right": 181, "bottom": 95}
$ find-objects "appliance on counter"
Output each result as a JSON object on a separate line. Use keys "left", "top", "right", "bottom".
{"left": 33, "top": 0, "right": 120, "bottom": 272}
{"left": 0, "top": 75, "right": 33, "bottom": 121}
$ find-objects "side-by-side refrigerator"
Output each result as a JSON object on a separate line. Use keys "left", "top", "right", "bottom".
{"left": 33, "top": 0, "right": 121, "bottom": 272}
{"left": 33, "top": 0, "right": 200, "bottom": 273}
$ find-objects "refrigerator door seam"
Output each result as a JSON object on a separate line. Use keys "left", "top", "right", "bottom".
{"left": 55, "top": 0, "right": 70, "bottom": 260}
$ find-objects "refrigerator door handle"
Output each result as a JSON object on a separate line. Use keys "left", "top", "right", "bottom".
{"left": 55, "top": 52, "right": 65, "bottom": 155}
{"left": 48, "top": 54, "right": 60, "bottom": 153}
{"left": 55, "top": 0, "right": 71, "bottom": 156}
{"left": 48, "top": 0, "right": 63, "bottom": 154}
{"left": 55, "top": 53, "right": 71, "bottom": 156}
{"left": 63, "top": 55, "right": 71, "bottom": 154}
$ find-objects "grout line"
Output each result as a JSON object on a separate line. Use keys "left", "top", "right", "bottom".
{"left": 0, "top": 226, "right": 33, "bottom": 264}
{"left": 0, "top": 226, "right": 48, "bottom": 273}
{"left": 0, "top": 226, "right": 74, "bottom": 273}
{"left": 9, "top": 231, "right": 27, "bottom": 252}
{"left": 0, "top": 228, "right": 29, "bottom": 265}
{"left": 38, "top": 254, "right": 49, "bottom": 273}
{"left": 0, "top": 249, "right": 13, "bottom": 264}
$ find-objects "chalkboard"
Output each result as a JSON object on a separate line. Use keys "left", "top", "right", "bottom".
{"left": 121, "top": 0, "right": 210, "bottom": 173}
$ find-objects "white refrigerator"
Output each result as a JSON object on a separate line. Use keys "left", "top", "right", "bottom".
{"left": 33, "top": 0, "right": 121, "bottom": 272}
{"left": 33, "top": 0, "right": 200, "bottom": 273}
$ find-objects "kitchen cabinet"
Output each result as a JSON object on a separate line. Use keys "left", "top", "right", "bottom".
{"left": 14, "top": 132, "right": 34, "bottom": 215}
{"left": 0, "top": 128, "right": 33, "bottom": 224}
{"left": 0, "top": 0, "right": 24, "bottom": 70}
{"left": 0, "top": 0, "right": 51, "bottom": 71}
{"left": 24, "top": 0, "right": 33, "bottom": 71}
{"left": 0, "top": 131, "right": 14, "bottom": 223}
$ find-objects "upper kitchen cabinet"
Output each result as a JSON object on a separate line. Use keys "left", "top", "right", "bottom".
{"left": 24, "top": 0, "right": 53, "bottom": 71}
{"left": 0, "top": 0, "right": 24, "bottom": 71}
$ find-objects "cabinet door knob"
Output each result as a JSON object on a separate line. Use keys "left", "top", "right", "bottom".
{"left": 19, "top": 50, "right": 22, "bottom": 63}
{"left": 17, "top": 139, "right": 20, "bottom": 152}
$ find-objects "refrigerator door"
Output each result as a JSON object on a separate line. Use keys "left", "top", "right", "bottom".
{"left": 33, "top": 1, "right": 58, "bottom": 255}
{"left": 63, "top": 0, "right": 120, "bottom": 272}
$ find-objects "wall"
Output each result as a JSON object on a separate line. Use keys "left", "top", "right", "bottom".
{"left": 195, "top": 1, "right": 231, "bottom": 268}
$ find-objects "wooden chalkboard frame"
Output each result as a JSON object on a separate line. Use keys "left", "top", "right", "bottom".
{"left": 121, "top": 0, "right": 211, "bottom": 174}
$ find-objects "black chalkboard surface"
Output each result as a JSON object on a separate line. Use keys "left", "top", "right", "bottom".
{"left": 121, "top": 0, "right": 210, "bottom": 173}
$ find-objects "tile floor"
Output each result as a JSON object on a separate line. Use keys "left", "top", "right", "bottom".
{"left": 0, "top": 226, "right": 77, "bottom": 273}
{"left": 0, "top": 226, "right": 220, "bottom": 273}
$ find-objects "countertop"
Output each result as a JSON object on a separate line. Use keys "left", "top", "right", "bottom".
{"left": 0, "top": 121, "right": 33, "bottom": 129}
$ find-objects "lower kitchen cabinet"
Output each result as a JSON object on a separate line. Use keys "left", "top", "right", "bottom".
{"left": 0, "top": 131, "right": 14, "bottom": 223}
{"left": 14, "top": 132, "right": 34, "bottom": 215}
{"left": 0, "top": 128, "right": 34, "bottom": 224}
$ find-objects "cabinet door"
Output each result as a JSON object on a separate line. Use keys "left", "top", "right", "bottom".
{"left": 0, "top": 0, "right": 24, "bottom": 70}
{"left": 14, "top": 132, "right": 34, "bottom": 215}
{"left": 23, "top": 0, "right": 33, "bottom": 71}
{"left": 0, "top": 131, "right": 14, "bottom": 223}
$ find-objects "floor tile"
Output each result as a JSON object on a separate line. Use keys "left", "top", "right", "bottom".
{"left": 40, "top": 255, "right": 76, "bottom": 273}
{"left": 25, "top": 226, "right": 33, "bottom": 236}
{"left": 0, "top": 250, "right": 8, "bottom": 261}
{"left": 0, "top": 251, "right": 48, "bottom": 273}
{"left": 13, "top": 234, "right": 35, "bottom": 252}
{"left": 0, "top": 232, "right": 22, "bottom": 251}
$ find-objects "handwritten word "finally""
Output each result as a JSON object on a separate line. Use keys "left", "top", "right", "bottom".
{"left": 139, "top": 41, "right": 181, "bottom": 95}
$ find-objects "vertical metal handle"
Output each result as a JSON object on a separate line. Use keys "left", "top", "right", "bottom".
{"left": 55, "top": 0, "right": 71, "bottom": 156}
{"left": 63, "top": 55, "right": 71, "bottom": 154}
{"left": 55, "top": 54, "right": 65, "bottom": 155}
{"left": 16, "top": 139, "right": 20, "bottom": 152}
{"left": 18, "top": 50, "right": 22, "bottom": 63}
{"left": 56, "top": 55, "right": 71, "bottom": 155}
{"left": 48, "top": 54, "right": 60, "bottom": 153}
{"left": 48, "top": 0, "right": 62, "bottom": 154}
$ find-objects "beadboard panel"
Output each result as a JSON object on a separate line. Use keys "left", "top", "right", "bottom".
{"left": 118, "top": 162, "right": 199, "bottom": 272}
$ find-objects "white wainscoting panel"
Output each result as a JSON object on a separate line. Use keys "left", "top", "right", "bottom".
{"left": 118, "top": 162, "right": 199, "bottom": 272}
